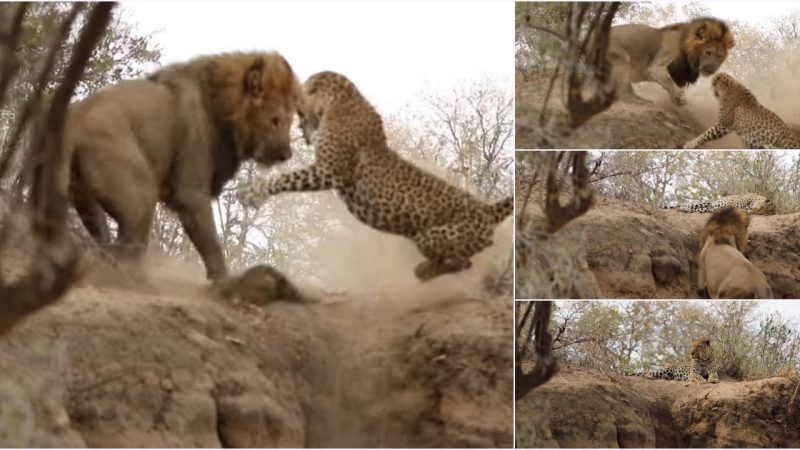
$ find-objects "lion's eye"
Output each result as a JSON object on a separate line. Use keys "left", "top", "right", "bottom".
{"left": 272, "top": 117, "right": 279, "bottom": 127}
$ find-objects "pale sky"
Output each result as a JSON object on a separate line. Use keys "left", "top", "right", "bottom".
{"left": 124, "top": 1, "right": 513, "bottom": 115}
{"left": 555, "top": 300, "right": 800, "bottom": 326}
{"left": 606, "top": 1, "right": 800, "bottom": 27}
{"left": 703, "top": 0, "right": 800, "bottom": 26}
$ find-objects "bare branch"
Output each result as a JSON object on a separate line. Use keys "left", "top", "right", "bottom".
{"left": 515, "top": 301, "right": 557, "bottom": 400}
{"left": 0, "top": 3, "right": 28, "bottom": 106}
{"left": 0, "top": 2, "right": 115, "bottom": 336}
{"left": 0, "top": 3, "right": 83, "bottom": 182}
{"left": 544, "top": 151, "right": 596, "bottom": 233}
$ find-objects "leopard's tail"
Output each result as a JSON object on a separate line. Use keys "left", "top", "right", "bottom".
{"left": 485, "top": 196, "right": 513, "bottom": 224}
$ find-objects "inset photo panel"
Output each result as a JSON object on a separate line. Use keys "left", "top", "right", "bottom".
{"left": 515, "top": 150, "right": 800, "bottom": 299}
{"left": 0, "top": 2, "right": 515, "bottom": 448}
{"left": 515, "top": 300, "right": 800, "bottom": 448}
{"left": 515, "top": 1, "right": 800, "bottom": 149}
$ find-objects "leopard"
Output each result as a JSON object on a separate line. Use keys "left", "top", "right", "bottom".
{"left": 661, "top": 193, "right": 774, "bottom": 215}
{"left": 683, "top": 73, "right": 800, "bottom": 149}
{"left": 237, "top": 71, "right": 513, "bottom": 281}
{"left": 624, "top": 338, "right": 719, "bottom": 384}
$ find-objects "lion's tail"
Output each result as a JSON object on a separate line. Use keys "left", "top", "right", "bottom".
{"left": 485, "top": 196, "right": 513, "bottom": 224}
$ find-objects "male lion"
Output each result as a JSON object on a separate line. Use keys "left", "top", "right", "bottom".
{"left": 697, "top": 207, "right": 772, "bottom": 299}
{"left": 607, "top": 17, "right": 734, "bottom": 106}
{"left": 66, "top": 52, "right": 302, "bottom": 281}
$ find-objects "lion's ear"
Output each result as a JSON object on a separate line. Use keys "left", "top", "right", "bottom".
{"left": 245, "top": 57, "right": 265, "bottom": 104}
{"left": 696, "top": 25, "right": 706, "bottom": 41}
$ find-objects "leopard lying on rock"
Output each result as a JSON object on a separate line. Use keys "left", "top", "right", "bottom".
{"left": 661, "top": 193, "right": 774, "bottom": 215}
{"left": 623, "top": 338, "right": 719, "bottom": 384}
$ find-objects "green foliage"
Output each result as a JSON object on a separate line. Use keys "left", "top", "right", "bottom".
{"left": 2, "top": 3, "right": 160, "bottom": 129}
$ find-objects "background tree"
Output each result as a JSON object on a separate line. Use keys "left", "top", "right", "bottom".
{"left": 547, "top": 300, "right": 800, "bottom": 381}
{"left": 592, "top": 151, "right": 800, "bottom": 213}
{"left": 515, "top": 151, "right": 596, "bottom": 299}
{"left": 516, "top": 301, "right": 557, "bottom": 400}
{"left": 0, "top": 2, "right": 115, "bottom": 335}
{"left": 1, "top": 2, "right": 160, "bottom": 191}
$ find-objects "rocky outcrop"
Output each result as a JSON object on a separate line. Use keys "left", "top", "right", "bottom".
{"left": 0, "top": 281, "right": 512, "bottom": 447}
{"left": 519, "top": 196, "right": 800, "bottom": 299}
{"left": 515, "top": 78, "right": 707, "bottom": 149}
{"left": 516, "top": 368, "right": 800, "bottom": 448}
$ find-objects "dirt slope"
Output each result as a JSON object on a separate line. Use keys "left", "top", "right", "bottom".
{"left": 516, "top": 367, "right": 800, "bottom": 448}
{"left": 518, "top": 196, "right": 800, "bottom": 299}
{"left": 514, "top": 74, "right": 761, "bottom": 149}
{"left": 0, "top": 272, "right": 512, "bottom": 447}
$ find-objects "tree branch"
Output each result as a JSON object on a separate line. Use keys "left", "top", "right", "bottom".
{"left": 0, "top": 2, "right": 115, "bottom": 337}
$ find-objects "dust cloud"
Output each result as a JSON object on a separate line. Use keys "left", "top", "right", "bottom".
{"left": 683, "top": 49, "right": 800, "bottom": 147}
{"left": 84, "top": 158, "right": 512, "bottom": 311}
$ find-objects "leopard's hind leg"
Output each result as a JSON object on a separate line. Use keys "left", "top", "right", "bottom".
{"left": 411, "top": 218, "right": 494, "bottom": 281}
{"left": 688, "top": 369, "right": 707, "bottom": 384}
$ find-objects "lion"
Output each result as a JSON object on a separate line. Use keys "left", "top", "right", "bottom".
{"left": 607, "top": 17, "right": 734, "bottom": 106}
{"left": 65, "top": 52, "right": 303, "bottom": 281}
{"left": 697, "top": 207, "right": 773, "bottom": 299}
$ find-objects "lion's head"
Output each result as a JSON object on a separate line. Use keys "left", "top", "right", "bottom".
{"left": 670, "top": 18, "right": 735, "bottom": 86}
{"left": 208, "top": 52, "right": 303, "bottom": 167}
{"left": 690, "top": 338, "right": 714, "bottom": 364}
{"left": 700, "top": 207, "right": 750, "bottom": 253}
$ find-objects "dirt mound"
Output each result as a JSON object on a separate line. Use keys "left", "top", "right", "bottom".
{"left": 516, "top": 367, "right": 800, "bottom": 448}
{"left": 0, "top": 267, "right": 512, "bottom": 447}
{"left": 514, "top": 75, "right": 743, "bottom": 149}
{"left": 519, "top": 196, "right": 800, "bottom": 299}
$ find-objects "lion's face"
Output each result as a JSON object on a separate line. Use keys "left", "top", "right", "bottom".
{"left": 686, "top": 19, "right": 735, "bottom": 77}
{"left": 242, "top": 99, "right": 296, "bottom": 166}
{"left": 233, "top": 56, "right": 303, "bottom": 167}
{"left": 696, "top": 42, "right": 730, "bottom": 76}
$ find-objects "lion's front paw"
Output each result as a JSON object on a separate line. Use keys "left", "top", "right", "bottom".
{"left": 236, "top": 183, "right": 267, "bottom": 209}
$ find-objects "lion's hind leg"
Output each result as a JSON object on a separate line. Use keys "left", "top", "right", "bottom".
{"left": 74, "top": 139, "right": 158, "bottom": 261}
{"left": 608, "top": 47, "right": 651, "bottom": 105}
{"left": 71, "top": 178, "right": 111, "bottom": 246}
